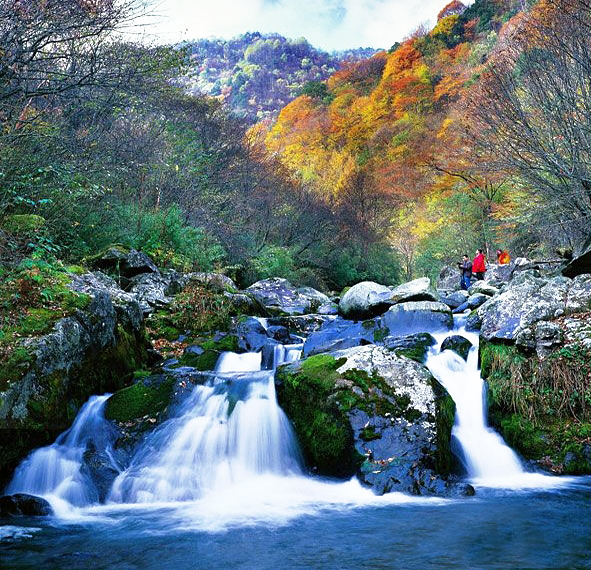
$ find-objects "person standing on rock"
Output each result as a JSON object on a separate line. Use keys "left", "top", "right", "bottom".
{"left": 496, "top": 249, "right": 510, "bottom": 265}
{"left": 473, "top": 249, "right": 487, "bottom": 280}
{"left": 457, "top": 254, "right": 472, "bottom": 290}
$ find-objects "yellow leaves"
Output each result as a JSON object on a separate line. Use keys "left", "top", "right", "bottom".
{"left": 431, "top": 14, "right": 460, "bottom": 39}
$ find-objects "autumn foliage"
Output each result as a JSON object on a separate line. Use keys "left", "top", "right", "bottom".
{"left": 258, "top": 0, "right": 582, "bottom": 277}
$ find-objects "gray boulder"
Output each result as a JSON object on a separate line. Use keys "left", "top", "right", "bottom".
{"left": 382, "top": 301, "right": 453, "bottom": 336}
{"left": 478, "top": 271, "right": 591, "bottom": 342}
{"left": 265, "top": 325, "right": 292, "bottom": 344}
{"left": 69, "top": 271, "right": 137, "bottom": 306}
{"left": 515, "top": 321, "right": 564, "bottom": 358}
{"left": 267, "top": 314, "right": 335, "bottom": 336}
{"left": 339, "top": 281, "right": 393, "bottom": 319}
{"left": 128, "top": 273, "right": 172, "bottom": 313}
{"left": 245, "top": 278, "right": 330, "bottom": 316}
{"left": 383, "top": 333, "right": 437, "bottom": 363}
{"left": 468, "top": 281, "right": 499, "bottom": 297}
{"left": 317, "top": 302, "right": 339, "bottom": 315}
{"left": 390, "top": 277, "right": 439, "bottom": 304}
{"left": 236, "top": 317, "right": 269, "bottom": 352}
{"left": 467, "top": 293, "right": 490, "bottom": 310}
{"left": 188, "top": 272, "right": 237, "bottom": 292}
{"left": 440, "top": 290, "right": 469, "bottom": 309}
{"left": 437, "top": 265, "right": 462, "bottom": 290}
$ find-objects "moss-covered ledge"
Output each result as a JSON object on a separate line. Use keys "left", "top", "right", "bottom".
{"left": 0, "top": 294, "right": 152, "bottom": 488}
{"left": 480, "top": 339, "right": 591, "bottom": 474}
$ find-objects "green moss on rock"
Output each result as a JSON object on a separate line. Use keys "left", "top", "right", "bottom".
{"left": 276, "top": 354, "right": 431, "bottom": 477}
{"left": 430, "top": 378, "right": 456, "bottom": 475}
{"left": 105, "top": 376, "right": 175, "bottom": 423}
{"left": 276, "top": 355, "right": 360, "bottom": 477}
{"left": 1, "top": 214, "right": 45, "bottom": 234}
{"left": 178, "top": 336, "right": 239, "bottom": 371}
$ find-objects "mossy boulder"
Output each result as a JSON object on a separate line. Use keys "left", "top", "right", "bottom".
{"left": 104, "top": 375, "right": 176, "bottom": 423}
{"left": 440, "top": 335, "right": 473, "bottom": 361}
{"left": 178, "top": 335, "right": 239, "bottom": 371}
{"left": 0, "top": 214, "right": 45, "bottom": 234}
{"left": 276, "top": 346, "right": 459, "bottom": 495}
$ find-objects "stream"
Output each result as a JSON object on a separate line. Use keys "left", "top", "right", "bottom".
{"left": 3, "top": 320, "right": 591, "bottom": 569}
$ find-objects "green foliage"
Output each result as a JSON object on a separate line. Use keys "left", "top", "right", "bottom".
{"left": 329, "top": 243, "right": 401, "bottom": 290}
{"left": 0, "top": 214, "right": 45, "bottom": 234}
{"left": 171, "top": 284, "right": 233, "bottom": 334}
{"left": 300, "top": 81, "right": 335, "bottom": 104}
{"left": 185, "top": 33, "right": 370, "bottom": 121}
{"left": 247, "top": 245, "right": 297, "bottom": 282}
{"left": 107, "top": 205, "right": 226, "bottom": 272}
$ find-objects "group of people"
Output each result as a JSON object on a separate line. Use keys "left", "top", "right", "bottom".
{"left": 458, "top": 249, "right": 486, "bottom": 290}
{"left": 457, "top": 248, "right": 511, "bottom": 290}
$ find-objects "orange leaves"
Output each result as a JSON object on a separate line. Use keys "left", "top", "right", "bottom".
{"left": 437, "top": 0, "right": 467, "bottom": 21}
{"left": 383, "top": 42, "right": 423, "bottom": 79}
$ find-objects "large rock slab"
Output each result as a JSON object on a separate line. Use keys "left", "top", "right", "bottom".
{"left": 276, "top": 347, "right": 461, "bottom": 496}
{"left": 478, "top": 271, "right": 591, "bottom": 342}
{"left": 339, "top": 281, "right": 393, "bottom": 319}
{"left": 88, "top": 246, "right": 159, "bottom": 278}
{"left": 382, "top": 301, "right": 453, "bottom": 336}
{"left": 245, "top": 278, "right": 330, "bottom": 316}
{"left": 390, "top": 277, "right": 439, "bottom": 304}
{"left": 302, "top": 317, "right": 387, "bottom": 357}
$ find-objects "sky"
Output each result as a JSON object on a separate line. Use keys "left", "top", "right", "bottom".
{"left": 141, "top": 0, "right": 471, "bottom": 52}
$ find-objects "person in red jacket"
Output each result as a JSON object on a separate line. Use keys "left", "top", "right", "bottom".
{"left": 473, "top": 248, "right": 486, "bottom": 280}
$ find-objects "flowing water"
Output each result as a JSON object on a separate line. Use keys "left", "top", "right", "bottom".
{"left": 3, "top": 332, "right": 591, "bottom": 568}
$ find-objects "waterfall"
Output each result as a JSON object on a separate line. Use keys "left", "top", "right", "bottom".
{"left": 108, "top": 351, "right": 303, "bottom": 504}
{"left": 422, "top": 323, "right": 572, "bottom": 489}
{"left": 6, "top": 395, "right": 117, "bottom": 507}
{"left": 426, "top": 333, "right": 525, "bottom": 484}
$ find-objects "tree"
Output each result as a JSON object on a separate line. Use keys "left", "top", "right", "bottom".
{"left": 463, "top": 0, "right": 591, "bottom": 247}
{"left": 0, "top": 0, "right": 154, "bottom": 133}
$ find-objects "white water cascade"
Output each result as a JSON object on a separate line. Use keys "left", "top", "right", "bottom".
{"left": 425, "top": 324, "right": 567, "bottom": 489}
{"left": 109, "top": 349, "right": 304, "bottom": 504}
{"left": 6, "top": 395, "right": 117, "bottom": 507}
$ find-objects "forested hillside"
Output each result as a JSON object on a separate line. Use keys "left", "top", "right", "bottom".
{"left": 261, "top": 0, "right": 591, "bottom": 280}
{"left": 178, "top": 33, "right": 376, "bottom": 122}
{"left": 1, "top": 0, "right": 589, "bottom": 294}
{"left": 0, "top": 0, "right": 390, "bottom": 294}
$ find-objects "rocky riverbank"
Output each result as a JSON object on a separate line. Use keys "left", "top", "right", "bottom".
{"left": 2, "top": 247, "right": 591, "bottom": 503}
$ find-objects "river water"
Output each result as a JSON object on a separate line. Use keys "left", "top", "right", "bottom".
{"left": 3, "top": 331, "right": 591, "bottom": 568}
{"left": 2, "top": 480, "right": 591, "bottom": 569}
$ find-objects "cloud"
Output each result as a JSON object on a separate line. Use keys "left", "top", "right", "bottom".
{"left": 148, "top": 0, "right": 456, "bottom": 51}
